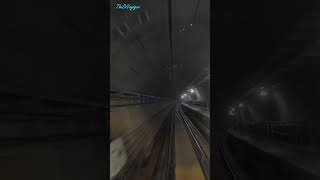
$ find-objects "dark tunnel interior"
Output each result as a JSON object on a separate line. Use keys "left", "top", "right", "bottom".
{"left": 110, "top": 0, "right": 210, "bottom": 98}
{"left": 0, "top": 0, "right": 108, "bottom": 179}
{"left": 213, "top": 0, "right": 320, "bottom": 179}
{"left": 110, "top": 0, "right": 210, "bottom": 179}
{"left": 1, "top": 0, "right": 320, "bottom": 179}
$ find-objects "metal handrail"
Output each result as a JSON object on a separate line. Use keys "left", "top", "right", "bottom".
{"left": 246, "top": 120, "right": 311, "bottom": 145}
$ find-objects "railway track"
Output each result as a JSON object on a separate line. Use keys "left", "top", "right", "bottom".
{"left": 113, "top": 106, "right": 175, "bottom": 180}
{"left": 112, "top": 103, "right": 211, "bottom": 180}
{"left": 177, "top": 105, "right": 210, "bottom": 180}
{"left": 181, "top": 105, "right": 210, "bottom": 142}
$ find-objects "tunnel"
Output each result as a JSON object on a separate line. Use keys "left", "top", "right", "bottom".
{"left": 109, "top": 0, "right": 210, "bottom": 180}
{"left": 212, "top": 0, "right": 320, "bottom": 179}
{"left": 2, "top": 0, "right": 320, "bottom": 179}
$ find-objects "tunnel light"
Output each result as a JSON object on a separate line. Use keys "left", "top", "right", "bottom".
{"left": 238, "top": 103, "right": 244, "bottom": 108}
{"left": 181, "top": 95, "right": 184, "bottom": 99}
{"left": 190, "top": 23, "right": 193, "bottom": 27}
{"left": 259, "top": 89, "right": 268, "bottom": 97}
{"left": 189, "top": 89, "right": 194, "bottom": 93}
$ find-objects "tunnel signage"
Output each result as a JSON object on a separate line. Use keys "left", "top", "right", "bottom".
{"left": 116, "top": 4, "right": 141, "bottom": 11}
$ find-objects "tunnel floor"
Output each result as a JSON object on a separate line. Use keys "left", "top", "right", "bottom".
{"left": 110, "top": 103, "right": 210, "bottom": 180}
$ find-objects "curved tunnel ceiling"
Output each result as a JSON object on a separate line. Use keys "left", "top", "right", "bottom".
{"left": 110, "top": 0, "right": 210, "bottom": 98}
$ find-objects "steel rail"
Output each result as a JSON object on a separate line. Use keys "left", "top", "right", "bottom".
{"left": 113, "top": 106, "right": 174, "bottom": 180}
{"left": 178, "top": 106, "right": 210, "bottom": 180}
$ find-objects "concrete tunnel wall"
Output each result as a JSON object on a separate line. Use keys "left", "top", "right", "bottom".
{"left": 196, "top": 83, "right": 210, "bottom": 107}
{"left": 231, "top": 54, "right": 320, "bottom": 148}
